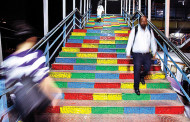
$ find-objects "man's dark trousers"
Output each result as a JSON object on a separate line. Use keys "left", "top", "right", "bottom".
{"left": 133, "top": 53, "right": 152, "bottom": 90}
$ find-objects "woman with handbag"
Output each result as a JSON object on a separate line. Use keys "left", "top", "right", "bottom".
{"left": 1, "top": 20, "right": 62, "bottom": 122}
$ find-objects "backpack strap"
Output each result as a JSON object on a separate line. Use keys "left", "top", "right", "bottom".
{"left": 131, "top": 26, "right": 138, "bottom": 51}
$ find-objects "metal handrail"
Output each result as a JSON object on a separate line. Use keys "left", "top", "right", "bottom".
{"left": 29, "top": 8, "right": 90, "bottom": 52}
{"left": 123, "top": 8, "right": 190, "bottom": 102}
{"left": 123, "top": 9, "right": 190, "bottom": 69}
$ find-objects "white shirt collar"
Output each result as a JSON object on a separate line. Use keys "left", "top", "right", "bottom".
{"left": 138, "top": 24, "right": 148, "bottom": 32}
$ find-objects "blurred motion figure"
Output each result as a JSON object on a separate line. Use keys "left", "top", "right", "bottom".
{"left": 1, "top": 20, "right": 62, "bottom": 122}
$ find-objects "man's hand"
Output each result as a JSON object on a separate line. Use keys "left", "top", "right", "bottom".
{"left": 126, "top": 56, "right": 130, "bottom": 58}
{"left": 153, "top": 54, "right": 156, "bottom": 59}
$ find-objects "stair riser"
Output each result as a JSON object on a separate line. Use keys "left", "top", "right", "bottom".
{"left": 46, "top": 106, "right": 184, "bottom": 114}
{"left": 55, "top": 58, "right": 158, "bottom": 64}
{"left": 57, "top": 93, "right": 177, "bottom": 101}
{"left": 50, "top": 72, "right": 165, "bottom": 80}
{"left": 52, "top": 64, "right": 161, "bottom": 71}
{"left": 67, "top": 39, "right": 128, "bottom": 44}
{"left": 62, "top": 48, "right": 126, "bottom": 53}
{"left": 55, "top": 82, "right": 170, "bottom": 89}
{"left": 65, "top": 43, "right": 127, "bottom": 48}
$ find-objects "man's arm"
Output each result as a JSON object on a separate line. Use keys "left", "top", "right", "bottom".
{"left": 150, "top": 29, "right": 157, "bottom": 58}
{"left": 126, "top": 28, "right": 135, "bottom": 57}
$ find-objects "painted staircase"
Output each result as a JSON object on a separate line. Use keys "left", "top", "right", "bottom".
{"left": 40, "top": 16, "right": 189, "bottom": 122}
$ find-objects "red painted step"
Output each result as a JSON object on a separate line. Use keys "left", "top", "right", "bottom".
{"left": 94, "top": 83, "right": 121, "bottom": 88}
{"left": 117, "top": 59, "right": 133, "bottom": 64}
{"left": 52, "top": 64, "right": 73, "bottom": 70}
{"left": 65, "top": 43, "right": 82, "bottom": 47}
{"left": 100, "top": 36, "right": 115, "bottom": 40}
{"left": 115, "top": 33, "right": 129, "bottom": 37}
{"left": 155, "top": 106, "right": 184, "bottom": 114}
{"left": 64, "top": 93, "right": 93, "bottom": 100}
{"left": 97, "top": 53, "right": 117, "bottom": 58}
{"left": 83, "top": 39, "right": 99, "bottom": 44}
{"left": 80, "top": 48, "right": 98, "bottom": 52}
{"left": 73, "top": 29, "right": 87, "bottom": 33}
{"left": 119, "top": 73, "right": 134, "bottom": 79}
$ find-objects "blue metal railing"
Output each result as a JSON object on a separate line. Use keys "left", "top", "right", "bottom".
{"left": 0, "top": 7, "right": 91, "bottom": 121}
{"left": 122, "top": 9, "right": 190, "bottom": 102}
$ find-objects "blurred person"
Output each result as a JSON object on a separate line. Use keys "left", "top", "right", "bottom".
{"left": 95, "top": 0, "right": 104, "bottom": 23}
{"left": 1, "top": 20, "right": 62, "bottom": 122}
{"left": 126, "top": 16, "right": 157, "bottom": 95}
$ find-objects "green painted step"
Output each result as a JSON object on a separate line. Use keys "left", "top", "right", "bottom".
{"left": 86, "top": 33, "right": 101, "bottom": 36}
{"left": 70, "top": 36, "right": 85, "bottom": 39}
{"left": 92, "top": 107, "right": 123, "bottom": 114}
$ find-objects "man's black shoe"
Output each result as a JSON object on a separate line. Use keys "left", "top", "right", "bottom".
{"left": 140, "top": 77, "right": 145, "bottom": 85}
{"left": 134, "top": 89, "right": 140, "bottom": 95}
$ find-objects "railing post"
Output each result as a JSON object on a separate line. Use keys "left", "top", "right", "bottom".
{"left": 73, "top": 14, "right": 76, "bottom": 29}
{"left": 43, "top": 0, "right": 49, "bottom": 67}
{"left": 133, "top": 0, "right": 135, "bottom": 14}
{"left": 63, "top": 0, "right": 66, "bottom": 47}
{"left": 126, "top": 0, "right": 128, "bottom": 12}
{"left": 163, "top": 44, "right": 168, "bottom": 77}
{"left": 105, "top": 0, "right": 107, "bottom": 15}
{"left": 0, "top": 79, "right": 9, "bottom": 122}
{"left": 0, "top": 32, "right": 3, "bottom": 64}
{"left": 84, "top": 0, "right": 86, "bottom": 26}
{"left": 145, "top": 0, "right": 147, "bottom": 16}
{"left": 129, "top": 0, "right": 131, "bottom": 14}
{"left": 165, "top": 0, "right": 170, "bottom": 38}
{"left": 148, "top": 0, "right": 151, "bottom": 21}
{"left": 139, "top": 0, "right": 141, "bottom": 11}
{"left": 121, "top": 0, "right": 123, "bottom": 15}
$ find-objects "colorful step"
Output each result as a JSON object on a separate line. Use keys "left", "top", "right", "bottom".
{"left": 55, "top": 57, "right": 158, "bottom": 64}
{"left": 62, "top": 47, "right": 126, "bottom": 53}
{"left": 65, "top": 43, "right": 127, "bottom": 48}
{"left": 52, "top": 64, "right": 161, "bottom": 71}
{"left": 59, "top": 91, "right": 177, "bottom": 101}
{"left": 46, "top": 100, "right": 184, "bottom": 114}
{"left": 50, "top": 71, "right": 165, "bottom": 80}
{"left": 67, "top": 39, "right": 128, "bottom": 44}
{"left": 55, "top": 81, "right": 170, "bottom": 89}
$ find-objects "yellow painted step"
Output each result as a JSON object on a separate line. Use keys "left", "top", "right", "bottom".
{"left": 93, "top": 93, "right": 122, "bottom": 100}
{"left": 71, "top": 32, "right": 86, "bottom": 36}
{"left": 114, "top": 30, "right": 128, "bottom": 33}
{"left": 121, "top": 83, "right": 146, "bottom": 89}
{"left": 97, "top": 59, "right": 117, "bottom": 64}
{"left": 62, "top": 47, "right": 80, "bottom": 52}
{"left": 115, "top": 37, "right": 128, "bottom": 40}
{"left": 60, "top": 106, "right": 91, "bottom": 114}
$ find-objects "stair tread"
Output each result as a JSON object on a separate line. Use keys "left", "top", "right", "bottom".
{"left": 50, "top": 70, "right": 164, "bottom": 74}
{"left": 52, "top": 63, "right": 160, "bottom": 66}
{"left": 56, "top": 57, "right": 158, "bottom": 60}
{"left": 53, "top": 78, "right": 169, "bottom": 83}
{"left": 61, "top": 51, "right": 126, "bottom": 54}
{"left": 60, "top": 88, "right": 175, "bottom": 94}
{"left": 37, "top": 114, "right": 189, "bottom": 122}
{"left": 56, "top": 100, "right": 183, "bottom": 107}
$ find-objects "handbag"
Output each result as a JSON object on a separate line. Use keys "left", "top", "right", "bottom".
{"left": 14, "top": 76, "right": 51, "bottom": 119}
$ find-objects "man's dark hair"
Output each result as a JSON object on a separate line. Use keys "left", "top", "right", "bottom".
{"left": 11, "top": 20, "right": 37, "bottom": 44}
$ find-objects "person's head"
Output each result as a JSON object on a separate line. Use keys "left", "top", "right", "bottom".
{"left": 140, "top": 16, "right": 148, "bottom": 30}
{"left": 98, "top": 0, "right": 103, "bottom": 6}
{"left": 12, "top": 20, "right": 38, "bottom": 46}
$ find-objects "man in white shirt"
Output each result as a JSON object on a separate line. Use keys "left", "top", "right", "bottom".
{"left": 96, "top": 0, "right": 104, "bottom": 22}
{"left": 126, "top": 16, "right": 157, "bottom": 95}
